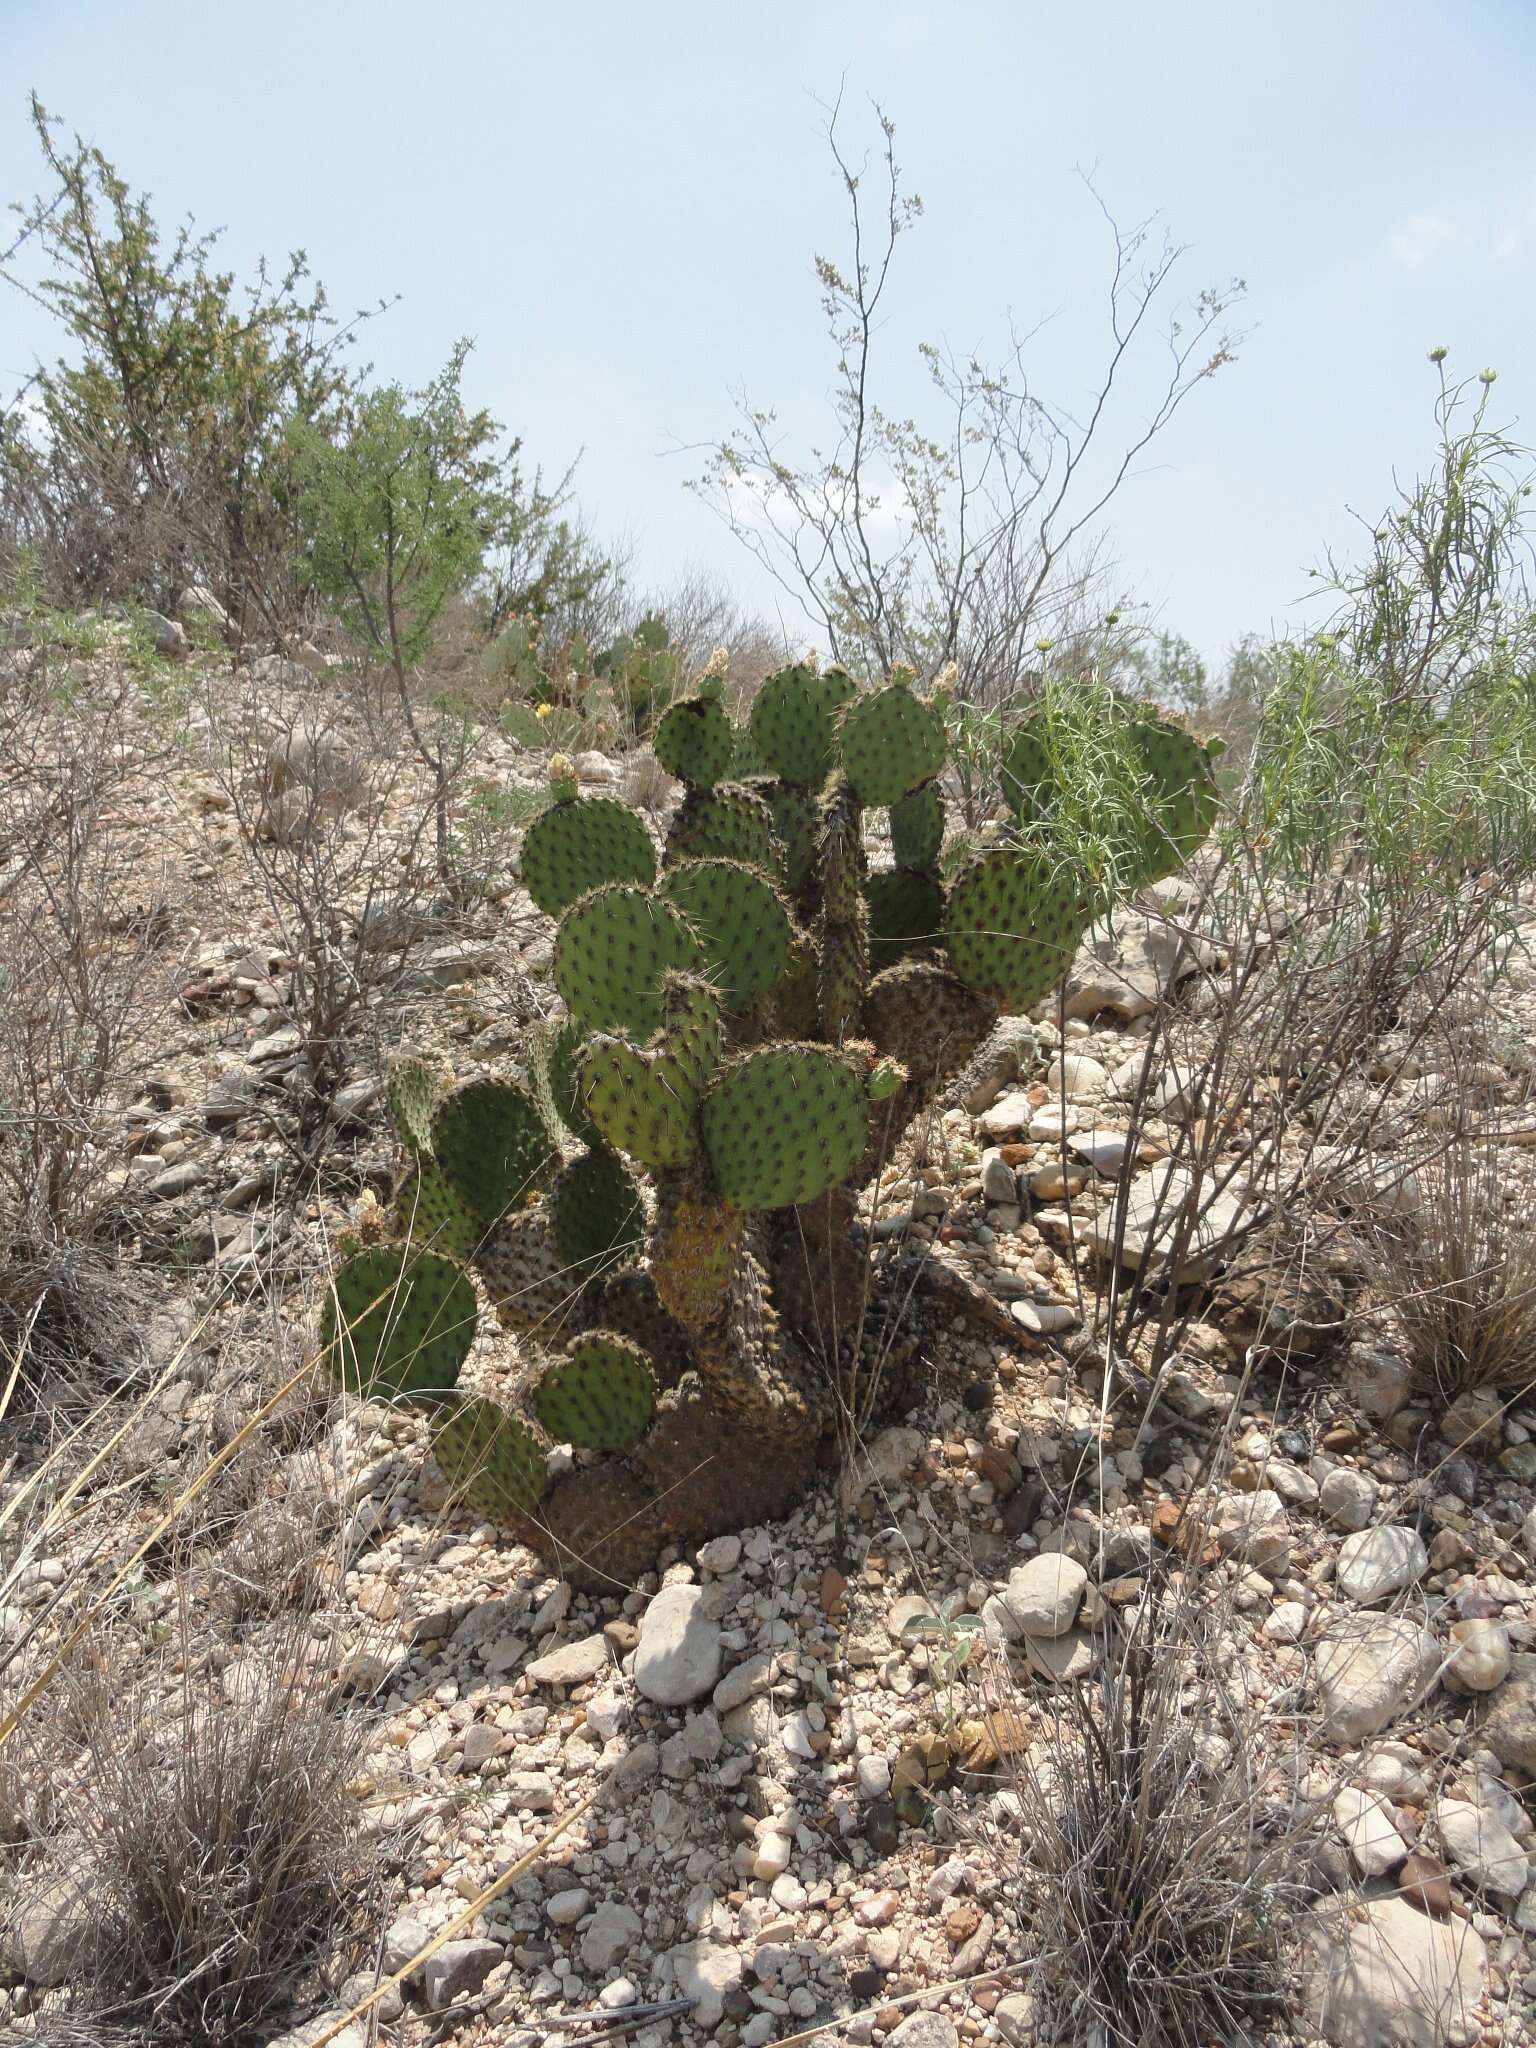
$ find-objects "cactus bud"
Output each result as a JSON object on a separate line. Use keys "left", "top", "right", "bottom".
{"left": 548, "top": 752, "right": 578, "bottom": 800}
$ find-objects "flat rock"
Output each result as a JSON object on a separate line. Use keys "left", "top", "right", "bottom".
{"left": 421, "top": 1938, "right": 503, "bottom": 2008}
{"left": 1063, "top": 912, "right": 1213, "bottom": 1023}
{"left": 1332, "top": 1786, "right": 1407, "bottom": 1877}
{"left": 886, "top": 2015, "right": 959, "bottom": 2048}
{"left": 1336, "top": 1526, "right": 1427, "bottom": 1605}
{"left": 1009, "top": 1298, "right": 1079, "bottom": 1336}
{"left": 670, "top": 1937, "right": 746, "bottom": 2030}
{"left": 1436, "top": 1797, "right": 1531, "bottom": 1899}
{"left": 1302, "top": 1892, "right": 1484, "bottom": 2048}
{"left": 1316, "top": 1617, "right": 1440, "bottom": 1743}
{"left": 581, "top": 1900, "right": 642, "bottom": 1972}
{"left": 1211, "top": 1489, "right": 1290, "bottom": 1576}
{"left": 1480, "top": 1661, "right": 1536, "bottom": 1773}
{"left": 1319, "top": 1467, "right": 1379, "bottom": 1531}
{"left": 525, "top": 1634, "right": 610, "bottom": 1687}
{"left": 1087, "top": 1162, "right": 1253, "bottom": 1282}
{"left": 1023, "top": 1628, "right": 1097, "bottom": 1683}
{"left": 634, "top": 1584, "right": 722, "bottom": 1706}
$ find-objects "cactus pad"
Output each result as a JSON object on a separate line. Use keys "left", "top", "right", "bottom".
{"left": 580, "top": 977, "right": 720, "bottom": 1171}
{"left": 652, "top": 1175, "right": 747, "bottom": 1327}
{"left": 1000, "top": 718, "right": 1053, "bottom": 822}
{"left": 476, "top": 1208, "right": 580, "bottom": 1336}
{"left": 520, "top": 794, "right": 656, "bottom": 918}
{"left": 531, "top": 1331, "right": 656, "bottom": 1450}
{"left": 387, "top": 1055, "right": 439, "bottom": 1157}
{"left": 530, "top": 1017, "right": 602, "bottom": 1148}
{"left": 759, "top": 779, "right": 820, "bottom": 897}
{"left": 1129, "top": 716, "right": 1220, "bottom": 880}
{"left": 664, "top": 783, "right": 778, "bottom": 878}
{"left": 431, "top": 1394, "right": 549, "bottom": 1518}
{"left": 393, "top": 1158, "right": 478, "bottom": 1261}
{"left": 889, "top": 781, "right": 945, "bottom": 872}
{"left": 837, "top": 680, "right": 947, "bottom": 806}
{"left": 321, "top": 1246, "right": 476, "bottom": 1404}
{"left": 701, "top": 1044, "right": 870, "bottom": 1209}
{"left": 866, "top": 866, "right": 945, "bottom": 968}
{"left": 431, "top": 1079, "right": 558, "bottom": 1230}
{"left": 944, "top": 847, "right": 1094, "bottom": 1006}
{"left": 554, "top": 884, "right": 705, "bottom": 1038}
{"left": 550, "top": 1147, "right": 646, "bottom": 1281}
{"left": 750, "top": 664, "right": 856, "bottom": 786}
{"left": 654, "top": 693, "right": 736, "bottom": 788}
{"left": 660, "top": 859, "right": 794, "bottom": 1012}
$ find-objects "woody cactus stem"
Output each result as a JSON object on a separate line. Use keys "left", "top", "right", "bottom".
{"left": 318, "top": 662, "right": 1222, "bottom": 1587}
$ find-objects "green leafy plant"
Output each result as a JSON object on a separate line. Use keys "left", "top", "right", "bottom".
{"left": 319, "top": 662, "right": 1220, "bottom": 1586}
{"left": 902, "top": 1593, "right": 984, "bottom": 1725}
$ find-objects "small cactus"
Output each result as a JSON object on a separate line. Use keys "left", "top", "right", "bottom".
{"left": 324, "top": 662, "right": 1220, "bottom": 1584}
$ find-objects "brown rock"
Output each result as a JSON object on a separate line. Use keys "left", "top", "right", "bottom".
{"left": 1399, "top": 1851, "right": 1452, "bottom": 1919}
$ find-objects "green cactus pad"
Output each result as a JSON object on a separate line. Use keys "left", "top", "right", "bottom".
{"left": 1000, "top": 718, "right": 1054, "bottom": 822}
{"left": 817, "top": 919, "right": 870, "bottom": 1045}
{"left": 430, "top": 1079, "right": 558, "bottom": 1231}
{"left": 475, "top": 1208, "right": 581, "bottom": 1336}
{"left": 321, "top": 1246, "right": 476, "bottom": 1404}
{"left": 759, "top": 779, "right": 820, "bottom": 897}
{"left": 654, "top": 693, "right": 736, "bottom": 789}
{"left": 1129, "top": 716, "right": 1220, "bottom": 880}
{"left": 580, "top": 976, "right": 721, "bottom": 1171}
{"left": 386, "top": 1056, "right": 439, "bottom": 1157}
{"left": 701, "top": 1043, "right": 870, "bottom": 1209}
{"left": 889, "top": 781, "right": 946, "bottom": 871}
{"left": 730, "top": 719, "right": 770, "bottom": 779}
{"left": 530, "top": 1017, "right": 602, "bottom": 1148}
{"left": 664, "top": 783, "right": 779, "bottom": 878}
{"left": 771, "top": 938, "right": 821, "bottom": 1039}
{"left": 550, "top": 1147, "right": 646, "bottom": 1280}
{"left": 944, "top": 847, "right": 1095, "bottom": 1007}
{"left": 660, "top": 859, "right": 794, "bottom": 1012}
{"left": 554, "top": 884, "right": 705, "bottom": 1038}
{"left": 531, "top": 1330, "right": 657, "bottom": 1451}
{"left": 866, "top": 866, "right": 946, "bottom": 968}
{"left": 837, "top": 681, "right": 947, "bottom": 806}
{"left": 520, "top": 793, "right": 657, "bottom": 918}
{"left": 431, "top": 1394, "right": 549, "bottom": 1518}
{"left": 393, "top": 1158, "right": 479, "bottom": 1261}
{"left": 749, "top": 664, "right": 857, "bottom": 786}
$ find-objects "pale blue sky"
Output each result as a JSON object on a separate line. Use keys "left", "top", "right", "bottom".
{"left": 4, "top": 0, "right": 1534, "bottom": 662}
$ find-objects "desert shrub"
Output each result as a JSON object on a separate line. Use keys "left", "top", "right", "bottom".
{"left": 21, "top": 1630, "right": 375, "bottom": 2046}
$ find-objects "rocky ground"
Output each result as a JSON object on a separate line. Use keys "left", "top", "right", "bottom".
{"left": 4, "top": 636, "right": 1536, "bottom": 2048}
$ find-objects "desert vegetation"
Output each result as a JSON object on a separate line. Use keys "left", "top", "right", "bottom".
{"left": 2, "top": 84, "right": 1535, "bottom": 2048}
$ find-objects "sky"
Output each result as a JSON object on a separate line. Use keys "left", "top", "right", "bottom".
{"left": 3, "top": 0, "right": 1534, "bottom": 665}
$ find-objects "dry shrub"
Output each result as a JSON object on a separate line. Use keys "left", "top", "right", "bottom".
{"left": 1372, "top": 1119, "right": 1536, "bottom": 1402}
{"left": 1006, "top": 1568, "right": 1303, "bottom": 2048}
{"left": 22, "top": 1618, "right": 377, "bottom": 2047}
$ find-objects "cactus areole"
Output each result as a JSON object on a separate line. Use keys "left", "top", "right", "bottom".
{"left": 321, "top": 668, "right": 1220, "bottom": 1586}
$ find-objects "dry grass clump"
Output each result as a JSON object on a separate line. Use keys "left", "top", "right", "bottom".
{"left": 14, "top": 1620, "right": 377, "bottom": 2047}
{"left": 1006, "top": 1571, "right": 1302, "bottom": 2048}
{"left": 1372, "top": 1121, "right": 1536, "bottom": 1402}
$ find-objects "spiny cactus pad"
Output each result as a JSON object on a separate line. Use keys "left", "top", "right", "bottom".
{"left": 760, "top": 779, "right": 820, "bottom": 897}
{"left": 432, "top": 1394, "right": 548, "bottom": 1518}
{"left": 654, "top": 693, "right": 736, "bottom": 789}
{"left": 520, "top": 793, "right": 657, "bottom": 918}
{"left": 1000, "top": 719, "right": 1053, "bottom": 822}
{"left": 664, "top": 783, "right": 779, "bottom": 878}
{"left": 387, "top": 1056, "right": 438, "bottom": 1158}
{"left": 1130, "top": 717, "right": 1220, "bottom": 880}
{"left": 837, "top": 681, "right": 947, "bottom": 806}
{"left": 701, "top": 1044, "right": 870, "bottom": 1209}
{"left": 476, "top": 1208, "right": 579, "bottom": 1335}
{"left": 431, "top": 1079, "right": 557, "bottom": 1229}
{"left": 750, "top": 664, "right": 856, "bottom": 786}
{"left": 554, "top": 884, "right": 705, "bottom": 1039}
{"left": 660, "top": 859, "right": 794, "bottom": 1012}
{"left": 866, "top": 866, "right": 946, "bottom": 968}
{"left": 393, "top": 1158, "right": 478, "bottom": 1261}
{"left": 944, "top": 847, "right": 1095, "bottom": 1006}
{"left": 652, "top": 1177, "right": 747, "bottom": 1326}
{"left": 531, "top": 1017, "right": 602, "bottom": 1148}
{"left": 531, "top": 1331, "right": 656, "bottom": 1450}
{"left": 322, "top": 1246, "right": 476, "bottom": 1403}
{"left": 550, "top": 1147, "right": 646, "bottom": 1280}
{"left": 889, "top": 781, "right": 945, "bottom": 871}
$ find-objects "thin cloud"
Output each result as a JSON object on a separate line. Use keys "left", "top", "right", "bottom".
{"left": 1387, "top": 210, "right": 1458, "bottom": 270}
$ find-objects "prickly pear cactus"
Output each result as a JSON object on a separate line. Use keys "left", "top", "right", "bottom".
{"left": 321, "top": 661, "right": 1221, "bottom": 1586}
